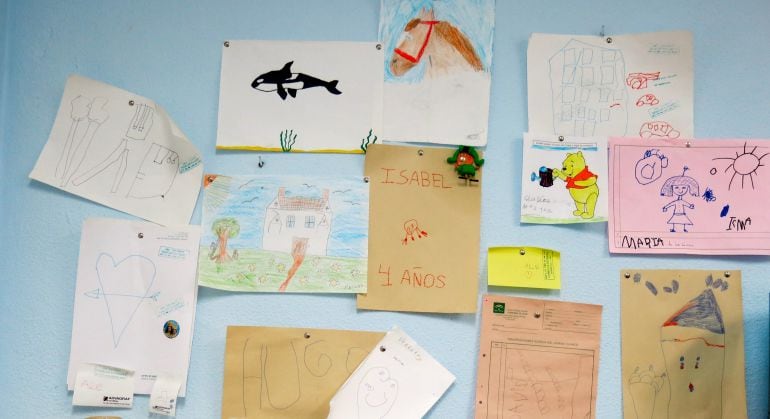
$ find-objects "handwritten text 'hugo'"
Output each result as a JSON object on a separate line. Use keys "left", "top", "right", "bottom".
{"left": 377, "top": 264, "right": 446, "bottom": 289}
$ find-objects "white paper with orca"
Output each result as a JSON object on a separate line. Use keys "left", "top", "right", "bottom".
{"left": 521, "top": 133, "right": 609, "bottom": 224}
{"left": 66, "top": 218, "right": 200, "bottom": 396}
{"left": 527, "top": 31, "right": 693, "bottom": 139}
{"left": 328, "top": 326, "right": 455, "bottom": 419}
{"left": 380, "top": 0, "right": 495, "bottom": 146}
{"left": 216, "top": 40, "right": 383, "bottom": 153}
{"left": 29, "top": 75, "right": 203, "bottom": 226}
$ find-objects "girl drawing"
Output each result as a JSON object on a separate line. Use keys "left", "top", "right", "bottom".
{"left": 661, "top": 167, "right": 699, "bottom": 232}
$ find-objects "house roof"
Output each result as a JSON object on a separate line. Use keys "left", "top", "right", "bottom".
{"left": 275, "top": 187, "right": 329, "bottom": 211}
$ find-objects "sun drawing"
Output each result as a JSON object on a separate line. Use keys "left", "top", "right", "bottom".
{"left": 712, "top": 142, "right": 768, "bottom": 190}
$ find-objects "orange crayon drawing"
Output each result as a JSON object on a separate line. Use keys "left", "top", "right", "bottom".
{"left": 626, "top": 72, "right": 661, "bottom": 89}
{"left": 402, "top": 219, "right": 428, "bottom": 245}
{"left": 636, "top": 93, "right": 660, "bottom": 107}
{"left": 640, "top": 121, "right": 680, "bottom": 140}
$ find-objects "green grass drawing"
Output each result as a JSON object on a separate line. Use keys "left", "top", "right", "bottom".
{"left": 198, "top": 247, "right": 366, "bottom": 292}
{"left": 280, "top": 129, "right": 297, "bottom": 152}
{"left": 360, "top": 129, "right": 378, "bottom": 153}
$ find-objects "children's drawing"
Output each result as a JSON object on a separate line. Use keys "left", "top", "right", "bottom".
{"left": 329, "top": 327, "right": 454, "bottom": 419}
{"left": 356, "top": 367, "right": 399, "bottom": 418}
{"left": 661, "top": 167, "right": 699, "bottom": 232}
{"left": 223, "top": 326, "right": 383, "bottom": 419}
{"left": 528, "top": 31, "right": 693, "bottom": 138}
{"left": 380, "top": 0, "right": 494, "bottom": 145}
{"left": 401, "top": 219, "right": 428, "bottom": 245}
{"left": 635, "top": 149, "right": 669, "bottom": 185}
{"left": 609, "top": 138, "right": 770, "bottom": 255}
{"left": 390, "top": 8, "right": 483, "bottom": 79}
{"left": 627, "top": 365, "right": 666, "bottom": 419}
{"left": 55, "top": 96, "right": 110, "bottom": 186}
{"left": 127, "top": 143, "right": 179, "bottom": 199}
{"left": 71, "top": 103, "right": 155, "bottom": 193}
{"left": 640, "top": 121, "right": 680, "bottom": 139}
{"left": 29, "top": 75, "right": 203, "bottom": 226}
{"left": 712, "top": 142, "right": 768, "bottom": 190}
{"left": 636, "top": 93, "right": 660, "bottom": 107}
{"left": 521, "top": 134, "right": 608, "bottom": 224}
{"left": 621, "top": 270, "right": 747, "bottom": 419}
{"left": 217, "top": 41, "right": 382, "bottom": 153}
{"left": 67, "top": 218, "right": 201, "bottom": 396}
{"left": 198, "top": 175, "right": 368, "bottom": 293}
{"left": 251, "top": 61, "right": 342, "bottom": 100}
{"left": 627, "top": 72, "right": 661, "bottom": 90}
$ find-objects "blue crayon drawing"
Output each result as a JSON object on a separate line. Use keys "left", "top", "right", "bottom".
{"left": 661, "top": 167, "right": 699, "bottom": 232}
{"left": 92, "top": 253, "right": 157, "bottom": 348}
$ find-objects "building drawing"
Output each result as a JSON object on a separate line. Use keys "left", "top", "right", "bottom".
{"left": 263, "top": 187, "right": 332, "bottom": 256}
{"left": 549, "top": 39, "right": 628, "bottom": 136}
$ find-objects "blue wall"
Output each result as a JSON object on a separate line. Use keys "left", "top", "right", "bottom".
{"left": 1, "top": 0, "right": 769, "bottom": 417}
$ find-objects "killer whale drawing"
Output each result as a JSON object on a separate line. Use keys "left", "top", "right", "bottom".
{"left": 251, "top": 61, "right": 342, "bottom": 100}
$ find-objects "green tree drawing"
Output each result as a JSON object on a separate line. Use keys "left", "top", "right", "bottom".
{"left": 211, "top": 217, "right": 240, "bottom": 264}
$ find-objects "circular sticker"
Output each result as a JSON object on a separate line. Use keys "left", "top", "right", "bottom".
{"left": 163, "top": 320, "right": 180, "bottom": 339}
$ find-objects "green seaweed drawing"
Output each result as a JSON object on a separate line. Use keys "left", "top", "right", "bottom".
{"left": 360, "top": 129, "right": 378, "bottom": 153}
{"left": 279, "top": 129, "right": 297, "bottom": 152}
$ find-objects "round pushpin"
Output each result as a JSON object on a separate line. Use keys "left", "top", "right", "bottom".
{"left": 418, "top": 149, "right": 424, "bottom": 156}
{"left": 558, "top": 135, "right": 565, "bottom": 142}
{"left": 606, "top": 37, "right": 613, "bottom": 44}
{"left": 138, "top": 232, "right": 144, "bottom": 239}
{"left": 376, "top": 44, "right": 382, "bottom": 50}
{"left": 534, "top": 312, "right": 541, "bottom": 319}
{"left": 224, "top": 41, "right": 230, "bottom": 47}
{"left": 624, "top": 272, "right": 631, "bottom": 278}
{"left": 128, "top": 100, "right": 135, "bottom": 106}
{"left": 379, "top": 346, "right": 386, "bottom": 352}
{"left": 363, "top": 176, "right": 370, "bottom": 183}
{"left": 304, "top": 332, "right": 311, "bottom": 339}
{"left": 724, "top": 271, "right": 731, "bottom": 278}
{"left": 519, "top": 249, "right": 526, "bottom": 255}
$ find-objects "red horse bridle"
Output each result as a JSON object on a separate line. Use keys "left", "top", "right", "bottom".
{"left": 394, "top": 20, "right": 440, "bottom": 64}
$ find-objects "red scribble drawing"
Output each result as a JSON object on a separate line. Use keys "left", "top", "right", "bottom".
{"left": 640, "top": 121, "right": 680, "bottom": 140}
{"left": 636, "top": 93, "right": 660, "bottom": 107}
{"left": 610, "top": 103, "right": 622, "bottom": 108}
{"left": 626, "top": 72, "right": 661, "bottom": 90}
{"left": 402, "top": 219, "right": 428, "bottom": 245}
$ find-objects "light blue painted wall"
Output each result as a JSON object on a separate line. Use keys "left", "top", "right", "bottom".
{"left": 0, "top": 0, "right": 769, "bottom": 417}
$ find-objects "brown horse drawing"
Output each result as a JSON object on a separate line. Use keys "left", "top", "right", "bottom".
{"left": 390, "top": 8, "right": 483, "bottom": 79}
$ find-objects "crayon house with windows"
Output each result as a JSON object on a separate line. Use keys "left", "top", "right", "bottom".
{"left": 549, "top": 39, "right": 627, "bottom": 136}
{"left": 263, "top": 187, "right": 332, "bottom": 256}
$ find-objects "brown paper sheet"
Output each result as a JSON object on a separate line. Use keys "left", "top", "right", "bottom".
{"left": 222, "top": 326, "right": 384, "bottom": 419}
{"left": 474, "top": 294, "right": 602, "bottom": 418}
{"left": 621, "top": 270, "right": 747, "bottom": 419}
{"left": 357, "top": 144, "right": 481, "bottom": 313}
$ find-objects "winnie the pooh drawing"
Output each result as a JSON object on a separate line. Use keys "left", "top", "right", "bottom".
{"left": 552, "top": 151, "right": 599, "bottom": 219}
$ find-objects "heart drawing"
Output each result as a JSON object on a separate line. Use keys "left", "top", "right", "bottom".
{"left": 93, "top": 253, "right": 156, "bottom": 348}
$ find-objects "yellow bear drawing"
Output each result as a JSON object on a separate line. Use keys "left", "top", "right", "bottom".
{"left": 552, "top": 151, "right": 599, "bottom": 219}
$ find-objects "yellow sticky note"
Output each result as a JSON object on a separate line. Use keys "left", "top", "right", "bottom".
{"left": 488, "top": 246, "right": 561, "bottom": 289}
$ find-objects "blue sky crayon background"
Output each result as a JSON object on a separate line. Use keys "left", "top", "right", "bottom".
{"left": 201, "top": 175, "right": 369, "bottom": 258}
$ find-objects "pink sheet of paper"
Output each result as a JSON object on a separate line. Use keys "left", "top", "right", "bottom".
{"left": 609, "top": 138, "right": 770, "bottom": 255}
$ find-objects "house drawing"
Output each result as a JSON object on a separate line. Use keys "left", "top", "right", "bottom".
{"left": 548, "top": 39, "right": 627, "bottom": 136}
{"left": 263, "top": 187, "right": 332, "bottom": 256}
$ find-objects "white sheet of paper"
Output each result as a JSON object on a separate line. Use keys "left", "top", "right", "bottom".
{"left": 72, "top": 363, "right": 135, "bottom": 408}
{"left": 328, "top": 326, "right": 455, "bottom": 419}
{"left": 217, "top": 40, "right": 383, "bottom": 153}
{"left": 149, "top": 374, "right": 182, "bottom": 416}
{"left": 528, "top": 31, "right": 693, "bottom": 139}
{"left": 521, "top": 133, "right": 608, "bottom": 223}
{"left": 29, "top": 75, "right": 203, "bottom": 226}
{"left": 379, "top": 0, "right": 495, "bottom": 145}
{"left": 67, "top": 218, "right": 200, "bottom": 396}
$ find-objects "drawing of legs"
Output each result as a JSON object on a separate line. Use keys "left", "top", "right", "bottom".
{"left": 93, "top": 253, "right": 156, "bottom": 348}
{"left": 71, "top": 103, "right": 154, "bottom": 193}
{"left": 356, "top": 367, "right": 398, "bottom": 419}
{"left": 127, "top": 143, "right": 179, "bottom": 198}
{"left": 55, "top": 95, "right": 92, "bottom": 180}
{"left": 627, "top": 365, "right": 666, "bottom": 419}
{"left": 59, "top": 97, "right": 110, "bottom": 186}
